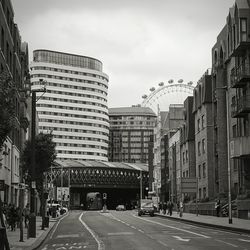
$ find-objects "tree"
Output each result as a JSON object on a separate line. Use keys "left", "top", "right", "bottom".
{"left": 0, "top": 71, "right": 15, "bottom": 149}
{"left": 21, "top": 132, "right": 57, "bottom": 192}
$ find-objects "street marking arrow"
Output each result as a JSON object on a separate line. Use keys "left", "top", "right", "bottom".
{"left": 173, "top": 236, "right": 190, "bottom": 242}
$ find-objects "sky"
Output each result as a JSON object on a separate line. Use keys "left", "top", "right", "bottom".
{"left": 12, "top": 0, "right": 235, "bottom": 108}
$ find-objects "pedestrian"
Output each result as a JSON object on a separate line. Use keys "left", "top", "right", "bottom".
{"left": 179, "top": 200, "right": 183, "bottom": 217}
{"left": 23, "top": 203, "right": 30, "bottom": 228}
{"left": 159, "top": 202, "right": 163, "bottom": 214}
{"left": 215, "top": 199, "right": 220, "bottom": 217}
{"left": 163, "top": 202, "right": 167, "bottom": 215}
{"left": 168, "top": 201, "right": 173, "bottom": 216}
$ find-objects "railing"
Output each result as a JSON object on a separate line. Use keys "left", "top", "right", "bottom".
{"left": 231, "top": 94, "right": 250, "bottom": 117}
{"left": 230, "top": 63, "right": 250, "bottom": 88}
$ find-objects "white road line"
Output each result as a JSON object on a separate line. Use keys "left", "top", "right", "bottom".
{"left": 157, "top": 240, "right": 169, "bottom": 247}
{"left": 172, "top": 236, "right": 190, "bottom": 242}
{"left": 133, "top": 214, "right": 210, "bottom": 239}
{"left": 215, "top": 239, "right": 238, "bottom": 248}
{"left": 238, "top": 238, "right": 250, "bottom": 242}
{"left": 108, "top": 232, "right": 134, "bottom": 236}
{"left": 79, "top": 212, "right": 105, "bottom": 250}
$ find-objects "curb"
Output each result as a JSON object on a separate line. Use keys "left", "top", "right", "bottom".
{"left": 31, "top": 213, "right": 69, "bottom": 250}
{"left": 155, "top": 213, "right": 250, "bottom": 235}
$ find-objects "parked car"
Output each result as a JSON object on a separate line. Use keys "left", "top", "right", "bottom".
{"left": 138, "top": 199, "right": 154, "bottom": 217}
{"left": 116, "top": 205, "right": 126, "bottom": 211}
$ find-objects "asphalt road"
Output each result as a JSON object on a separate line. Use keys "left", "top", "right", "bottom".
{"left": 39, "top": 210, "right": 250, "bottom": 250}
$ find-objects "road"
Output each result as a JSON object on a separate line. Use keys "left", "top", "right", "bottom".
{"left": 39, "top": 210, "right": 250, "bottom": 250}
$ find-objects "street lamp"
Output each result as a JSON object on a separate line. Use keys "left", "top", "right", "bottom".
{"left": 217, "top": 86, "right": 232, "bottom": 224}
{"left": 29, "top": 80, "right": 46, "bottom": 237}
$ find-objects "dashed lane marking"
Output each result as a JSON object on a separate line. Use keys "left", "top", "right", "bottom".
{"left": 215, "top": 239, "right": 239, "bottom": 248}
{"left": 56, "top": 234, "right": 79, "bottom": 238}
{"left": 107, "top": 232, "right": 134, "bottom": 236}
{"left": 172, "top": 236, "right": 190, "bottom": 242}
{"left": 133, "top": 214, "right": 210, "bottom": 239}
{"left": 238, "top": 238, "right": 250, "bottom": 242}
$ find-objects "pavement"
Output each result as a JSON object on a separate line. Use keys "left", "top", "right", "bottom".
{"left": 5, "top": 210, "right": 250, "bottom": 250}
{"left": 6, "top": 215, "right": 61, "bottom": 250}
{"left": 156, "top": 211, "right": 250, "bottom": 234}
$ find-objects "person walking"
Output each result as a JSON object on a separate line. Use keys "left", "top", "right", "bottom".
{"left": 168, "top": 201, "right": 174, "bottom": 216}
{"left": 163, "top": 202, "right": 167, "bottom": 215}
{"left": 215, "top": 199, "right": 221, "bottom": 217}
{"left": 23, "top": 203, "right": 30, "bottom": 228}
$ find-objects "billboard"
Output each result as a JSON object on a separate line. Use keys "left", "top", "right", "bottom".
{"left": 57, "top": 187, "right": 69, "bottom": 201}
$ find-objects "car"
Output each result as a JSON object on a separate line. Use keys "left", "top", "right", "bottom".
{"left": 138, "top": 199, "right": 154, "bottom": 217}
{"left": 116, "top": 205, "right": 126, "bottom": 211}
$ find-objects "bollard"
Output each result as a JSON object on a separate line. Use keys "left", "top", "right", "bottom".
{"left": 44, "top": 216, "right": 49, "bottom": 228}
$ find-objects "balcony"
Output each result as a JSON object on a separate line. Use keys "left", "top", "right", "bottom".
{"left": 230, "top": 41, "right": 250, "bottom": 57}
{"left": 230, "top": 63, "right": 250, "bottom": 88}
{"left": 230, "top": 137, "right": 250, "bottom": 158}
{"left": 231, "top": 95, "right": 250, "bottom": 118}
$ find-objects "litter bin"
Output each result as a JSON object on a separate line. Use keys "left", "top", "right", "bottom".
{"left": 44, "top": 216, "right": 49, "bottom": 228}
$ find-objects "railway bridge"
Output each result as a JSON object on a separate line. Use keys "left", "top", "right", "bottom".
{"left": 45, "top": 160, "right": 149, "bottom": 209}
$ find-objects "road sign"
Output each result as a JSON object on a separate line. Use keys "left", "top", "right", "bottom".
{"left": 181, "top": 178, "right": 197, "bottom": 193}
{"left": 0, "top": 180, "right": 5, "bottom": 191}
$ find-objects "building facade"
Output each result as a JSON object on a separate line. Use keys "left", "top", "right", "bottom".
{"left": 30, "top": 50, "right": 109, "bottom": 161}
{"left": 0, "top": 0, "right": 30, "bottom": 205}
{"left": 108, "top": 106, "right": 156, "bottom": 163}
{"left": 193, "top": 72, "right": 215, "bottom": 200}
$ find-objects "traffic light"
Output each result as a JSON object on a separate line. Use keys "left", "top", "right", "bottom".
{"left": 103, "top": 193, "right": 107, "bottom": 199}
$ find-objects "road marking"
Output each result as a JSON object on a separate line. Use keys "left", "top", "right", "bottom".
{"left": 79, "top": 212, "right": 105, "bottom": 250}
{"left": 157, "top": 240, "right": 169, "bottom": 247}
{"left": 50, "top": 213, "right": 69, "bottom": 239}
{"left": 56, "top": 234, "right": 79, "bottom": 238}
{"left": 172, "top": 236, "right": 190, "bottom": 242}
{"left": 107, "top": 232, "right": 134, "bottom": 236}
{"left": 138, "top": 229, "right": 144, "bottom": 233}
{"left": 238, "top": 238, "right": 250, "bottom": 242}
{"left": 215, "top": 239, "right": 238, "bottom": 248}
{"left": 133, "top": 214, "right": 210, "bottom": 238}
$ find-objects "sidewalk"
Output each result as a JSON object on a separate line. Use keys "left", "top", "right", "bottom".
{"left": 6, "top": 216, "right": 58, "bottom": 250}
{"left": 156, "top": 211, "right": 250, "bottom": 234}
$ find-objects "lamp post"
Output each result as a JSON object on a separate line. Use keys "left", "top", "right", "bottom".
{"left": 217, "top": 86, "right": 232, "bottom": 224}
{"left": 29, "top": 81, "right": 46, "bottom": 238}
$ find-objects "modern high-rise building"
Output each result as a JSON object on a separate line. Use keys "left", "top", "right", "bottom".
{"left": 108, "top": 106, "right": 156, "bottom": 163}
{"left": 30, "top": 50, "right": 109, "bottom": 161}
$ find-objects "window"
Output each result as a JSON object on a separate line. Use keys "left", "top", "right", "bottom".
{"left": 183, "top": 152, "right": 185, "bottom": 164}
{"left": 240, "top": 18, "right": 247, "bottom": 42}
{"left": 198, "top": 141, "right": 201, "bottom": 156}
{"left": 197, "top": 119, "right": 200, "bottom": 132}
{"left": 202, "top": 163, "right": 206, "bottom": 178}
{"left": 202, "top": 139, "right": 205, "bottom": 154}
{"left": 199, "top": 188, "right": 201, "bottom": 200}
{"left": 232, "top": 124, "right": 237, "bottom": 138}
{"left": 203, "top": 187, "right": 207, "bottom": 198}
{"left": 198, "top": 165, "right": 201, "bottom": 178}
{"left": 186, "top": 150, "right": 188, "bottom": 162}
{"left": 201, "top": 115, "right": 205, "bottom": 129}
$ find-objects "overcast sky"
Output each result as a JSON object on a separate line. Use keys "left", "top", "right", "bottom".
{"left": 12, "top": 0, "right": 235, "bottom": 108}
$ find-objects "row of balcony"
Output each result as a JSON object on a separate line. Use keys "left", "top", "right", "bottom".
{"left": 231, "top": 62, "right": 250, "bottom": 88}
{"left": 231, "top": 95, "right": 250, "bottom": 118}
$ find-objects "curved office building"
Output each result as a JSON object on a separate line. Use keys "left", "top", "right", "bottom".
{"left": 30, "top": 50, "right": 109, "bottom": 161}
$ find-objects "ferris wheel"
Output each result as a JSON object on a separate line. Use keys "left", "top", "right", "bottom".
{"left": 141, "top": 79, "right": 194, "bottom": 113}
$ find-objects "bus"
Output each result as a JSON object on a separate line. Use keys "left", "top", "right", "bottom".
{"left": 86, "top": 192, "right": 102, "bottom": 210}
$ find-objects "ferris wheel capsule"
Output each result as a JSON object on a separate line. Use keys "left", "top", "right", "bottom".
{"left": 168, "top": 79, "right": 174, "bottom": 84}
{"left": 178, "top": 79, "right": 183, "bottom": 83}
{"left": 142, "top": 94, "right": 148, "bottom": 99}
{"left": 150, "top": 87, "right": 155, "bottom": 92}
{"left": 158, "top": 82, "right": 164, "bottom": 86}
{"left": 187, "top": 81, "right": 193, "bottom": 85}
